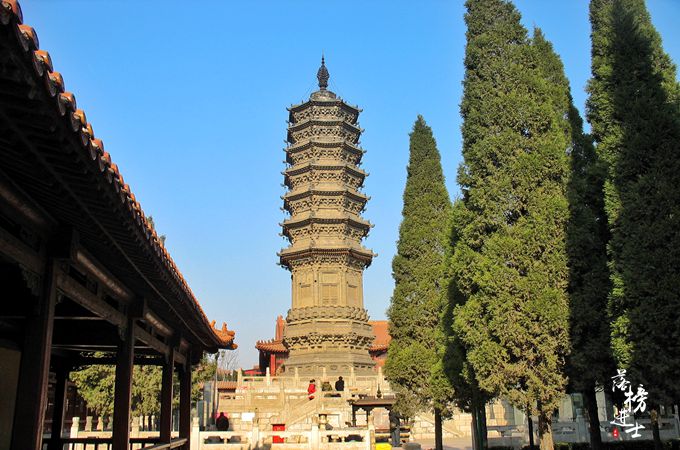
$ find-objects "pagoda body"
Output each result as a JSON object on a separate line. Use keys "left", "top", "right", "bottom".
{"left": 279, "top": 59, "right": 376, "bottom": 375}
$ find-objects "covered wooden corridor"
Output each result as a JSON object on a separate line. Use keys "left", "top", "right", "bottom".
{"left": 0, "top": 1, "right": 236, "bottom": 449}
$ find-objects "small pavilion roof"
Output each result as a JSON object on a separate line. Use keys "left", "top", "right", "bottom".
{"left": 255, "top": 339, "right": 288, "bottom": 354}
{"left": 216, "top": 380, "right": 238, "bottom": 390}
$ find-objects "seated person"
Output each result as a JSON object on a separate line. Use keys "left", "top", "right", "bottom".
{"left": 216, "top": 412, "right": 229, "bottom": 431}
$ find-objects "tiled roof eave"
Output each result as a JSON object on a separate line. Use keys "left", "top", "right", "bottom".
{"left": 0, "top": 0, "right": 233, "bottom": 350}
{"left": 255, "top": 339, "right": 288, "bottom": 353}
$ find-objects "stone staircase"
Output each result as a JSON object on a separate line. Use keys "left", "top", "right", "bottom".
{"left": 273, "top": 395, "right": 354, "bottom": 429}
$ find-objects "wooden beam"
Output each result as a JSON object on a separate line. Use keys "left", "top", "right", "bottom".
{"left": 73, "top": 356, "right": 164, "bottom": 366}
{"left": 0, "top": 224, "right": 43, "bottom": 275}
{"left": 54, "top": 316, "right": 104, "bottom": 320}
{"left": 160, "top": 346, "right": 175, "bottom": 443}
{"left": 11, "top": 259, "right": 57, "bottom": 450}
{"left": 56, "top": 270, "right": 125, "bottom": 328}
{"left": 56, "top": 270, "right": 181, "bottom": 361}
{"left": 112, "top": 314, "right": 136, "bottom": 450}
{"left": 74, "top": 247, "right": 133, "bottom": 303}
{"left": 0, "top": 168, "right": 53, "bottom": 233}
{"left": 135, "top": 326, "right": 169, "bottom": 357}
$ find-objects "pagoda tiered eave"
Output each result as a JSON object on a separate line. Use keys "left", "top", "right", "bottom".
{"left": 287, "top": 119, "right": 363, "bottom": 142}
{"left": 283, "top": 187, "right": 368, "bottom": 203}
{"left": 278, "top": 246, "right": 375, "bottom": 269}
{"left": 287, "top": 98, "right": 362, "bottom": 114}
{"left": 283, "top": 162, "right": 367, "bottom": 184}
{"left": 281, "top": 214, "right": 372, "bottom": 235}
{"left": 285, "top": 140, "right": 365, "bottom": 155}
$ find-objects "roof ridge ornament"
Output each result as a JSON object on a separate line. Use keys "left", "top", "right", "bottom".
{"left": 317, "top": 55, "right": 329, "bottom": 90}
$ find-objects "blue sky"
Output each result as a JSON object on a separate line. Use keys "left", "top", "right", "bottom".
{"left": 21, "top": 1, "right": 680, "bottom": 368}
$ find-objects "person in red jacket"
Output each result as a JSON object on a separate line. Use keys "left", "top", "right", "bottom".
{"left": 307, "top": 379, "right": 316, "bottom": 400}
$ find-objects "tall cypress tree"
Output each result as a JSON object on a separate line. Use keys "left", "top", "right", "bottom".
{"left": 532, "top": 29, "right": 614, "bottom": 450}
{"left": 386, "top": 116, "right": 453, "bottom": 450}
{"left": 452, "top": 2, "right": 572, "bottom": 449}
{"left": 587, "top": 1, "right": 680, "bottom": 448}
{"left": 447, "top": 199, "right": 489, "bottom": 450}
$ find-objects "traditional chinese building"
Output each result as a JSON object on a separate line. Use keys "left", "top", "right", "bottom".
{"left": 278, "top": 58, "right": 376, "bottom": 375}
{"left": 0, "top": 2, "right": 235, "bottom": 449}
{"left": 256, "top": 317, "right": 391, "bottom": 375}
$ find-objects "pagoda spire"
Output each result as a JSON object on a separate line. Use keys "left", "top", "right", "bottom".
{"left": 317, "top": 56, "right": 329, "bottom": 90}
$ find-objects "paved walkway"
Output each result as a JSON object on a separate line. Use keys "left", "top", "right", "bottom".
{"left": 404, "top": 436, "right": 524, "bottom": 450}
{"left": 408, "top": 437, "right": 472, "bottom": 450}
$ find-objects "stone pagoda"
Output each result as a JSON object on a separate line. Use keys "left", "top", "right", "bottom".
{"left": 279, "top": 58, "right": 376, "bottom": 375}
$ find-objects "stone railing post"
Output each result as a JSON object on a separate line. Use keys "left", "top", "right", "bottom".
{"left": 237, "top": 369, "right": 243, "bottom": 387}
{"left": 131, "top": 416, "right": 140, "bottom": 437}
{"left": 246, "top": 389, "right": 252, "bottom": 408}
{"left": 252, "top": 418, "right": 261, "bottom": 449}
{"left": 368, "top": 414, "right": 375, "bottom": 450}
{"left": 311, "top": 416, "right": 320, "bottom": 450}
{"left": 266, "top": 367, "right": 271, "bottom": 386}
{"left": 69, "top": 417, "right": 80, "bottom": 450}
{"left": 70, "top": 417, "right": 79, "bottom": 437}
{"left": 191, "top": 417, "right": 200, "bottom": 450}
{"left": 294, "top": 367, "right": 300, "bottom": 387}
{"left": 85, "top": 415, "right": 92, "bottom": 432}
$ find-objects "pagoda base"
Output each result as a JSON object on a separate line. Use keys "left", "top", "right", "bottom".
{"left": 281, "top": 307, "right": 377, "bottom": 376}
{"left": 283, "top": 348, "right": 376, "bottom": 376}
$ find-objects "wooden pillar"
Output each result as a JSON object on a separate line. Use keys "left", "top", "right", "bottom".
{"left": 112, "top": 314, "right": 136, "bottom": 450}
{"left": 11, "top": 261, "right": 57, "bottom": 450}
{"left": 179, "top": 349, "right": 192, "bottom": 450}
{"left": 47, "top": 365, "right": 70, "bottom": 450}
{"left": 160, "top": 347, "right": 175, "bottom": 443}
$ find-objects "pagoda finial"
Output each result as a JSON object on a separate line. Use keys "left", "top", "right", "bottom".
{"left": 317, "top": 55, "right": 329, "bottom": 90}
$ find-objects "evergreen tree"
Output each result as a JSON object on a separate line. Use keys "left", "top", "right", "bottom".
{"left": 447, "top": 198, "right": 489, "bottom": 450}
{"left": 587, "top": 1, "right": 680, "bottom": 448}
{"left": 71, "top": 352, "right": 218, "bottom": 419}
{"left": 70, "top": 359, "right": 116, "bottom": 417}
{"left": 453, "top": 2, "right": 572, "bottom": 449}
{"left": 532, "top": 29, "right": 614, "bottom": 450}
{"left": 386, "top": 116, "right": 453, "bottom": 450}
